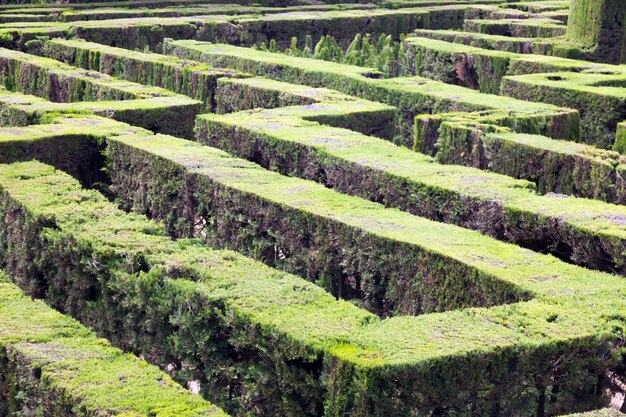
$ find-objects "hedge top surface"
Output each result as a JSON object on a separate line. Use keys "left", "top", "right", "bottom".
{"left": 46, "top": 37, "right": 239, "bottom": 76}
{"left": 343, "top": 291, "right": 626, "bottom": 367}
{"left": 405, "top": 35, "right": 614, "bottom": 73}
{"left": 0, "top": 86, "right": 202, "bottom": 125}
{"left": 56, "top": 3, "right": 375, "bottom": 21}
{"left": 172, "top": 41, "right": 377, "bottom": 78}
{"left": 503, "top": 71, "right": 626, "bottom": 98}
{"left": 216, "top": 76, "right": 398, "bottom": 118}
{"left": 2, "top": 149, "right": 626, "bottom": 382}
{"left": 0, "top": 270, "right": 227, "bottom": 417}
{"left": 0, "top": 114, "right": 145, "bottom": 142}
{"left": 507, "top": 1, "right": 570, "bottom": 12}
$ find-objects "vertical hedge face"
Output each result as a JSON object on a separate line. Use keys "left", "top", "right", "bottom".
{"left": 567, "top": 0, "right": 626, "bottom": 63}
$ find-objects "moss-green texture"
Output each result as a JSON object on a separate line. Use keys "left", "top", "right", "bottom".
{"left": 404, "top": 36, "right": 611, "bottom": 94}
{"left": 164, "top": 40, "right": 581, "bottom": 147}
{"left": 195, "top": 107, "right": 626, "bottom": 275}
{"left": 502, "top": 72, "right": 626, "bottom": 150}
{"left": 0, "top": 48, "right": 202, "bottom": 137}
{"left": 0, "top": 271, "right": 227, "bottom": 417}
{"left": 0, "top": 6, "right": 468, "bottom": 52}
{"left": 482, "top": 131, "right": 626, "bottom": 199}
{"left": 54, "top": 4, "right": 374, "bottom": 23}
{"left": 0, "top": 160, "right": 375, "bottom": 417}
{"left": 0, "top": 115, "right": 145, "bottom": 186}
{"left": 413, "top": 28, "right": 547, "bottom": 53}
{"left": 0, "top": 87, "right": 202, "bottom": 138}
{"left": 615, "top": 121, "right": 626, "bottom": 154}
{"left": 44, "top": 38, "right": 245, "bottom": 111}
{"left": 327, "top": 293, "right": 626, "bottom": 416}
{"left": 412, "top": 110, "right": 626, "bottom": 206}
{"left": 464, "top": 17, "right": 567, "bottom": 38}
{"left": 104, "top": 130, "right": 626, "bottom": 322}
{"left": 215, "top": 77, "right": 398, "bottom": 139}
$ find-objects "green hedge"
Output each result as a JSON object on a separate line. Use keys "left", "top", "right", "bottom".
{"left": 0, "top": 159, "right": 376, "bottom": 417}
{"left": 163, "top": 40, "right": 580, "bottom": 147}
{"left": 215, "top": 77, "right": 398, "bottom": 139}
{"left": 0, "top": 7, "right": 467, "bottom": 52}
{"left": 0, "top": 48, "right": 202, "bottom": 137}
{"left": 44, "top": 38, "right": 245, "bottom": 111}
{"left": 566, "top": 0, "right": 626, "bottom": 64}
{"left": 0, "top": 115, "right": 146, "bottom": 185}
{"left": 404, "top": 36, "right": 600, "bottom": 94}
{"left": 463, "top": 17, "right": 566, "bottom": 37}
{"left": 502, "top": 71, "right": 626, "bottom": 150}
{"left": 413, "top": 111, "right": 626, "bottom": 205}
{"left": 1, "top": 159, "right": 625, "bottom": 417}
{"left": 412, "top": 28, "right": 549, "bottom": 53}
{"left": 195, "top": 100, "right": 626, "bottom": 275}
{"left": 0, "top": 270, "right": 228, "bottom": 417}
{"left": 106, "top": 131, "right": 540, "bottom": 316}
{"left": 105, "top": 128, "right": 626, "bottom": 319}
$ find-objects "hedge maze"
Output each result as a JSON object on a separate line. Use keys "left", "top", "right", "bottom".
{"left": 0, "top": 0, "right": 626, "bottom": 416}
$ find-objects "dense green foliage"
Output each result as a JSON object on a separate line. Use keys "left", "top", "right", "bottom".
{"left": 0, "top": 271, "right": 227, "bottom": 417}
{"left": 0, "top": 1, "right": 625, "bottom": 416}
{"left": 257, "top": 33, "right": 411, "bottom": 77}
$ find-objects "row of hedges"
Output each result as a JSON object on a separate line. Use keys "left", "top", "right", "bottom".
{"left": 0, "top": 4, "right": 373, "bottom": 23}
{"left": 46, "top": 36, "right": 626, "bottom": 209}
{"left": 414, "top": 110, "right": 626, "bottom": 204}
{"left": 403, "top": 34, "right": 626, "bottom": 149}
{"left": 97, "top": 127, "right": 626, "bottom": 417}
{"left": 42, "top": 38, "right": 398, "bottom": 138}
{"left": 0, "top": 47, "right": 202, "bottom": 136}
{"left": 0, "top": 115, "right": 144, "bottom": 185}
{"left": 1, "top": 150, "right": 625, "bottom": 416}
{"left": 502, "top": 71, "right": 626, "bottom": 151}
{"left": 163, "top": 39, "right": 580, "bottom": 147}
{"left": 44, "top": 38, "right": 244, "bottom": 111}
{"left": 106, "top": 131, "right": 533, "bottom": 316}
{"left": 194, "top": 84, "right": 626, "bottom": 275}
{"left": 0, "top": 158, "right": 376, "bottom": 417}
{"left": 0, "top": 5, "right": 472, "bottom": 52}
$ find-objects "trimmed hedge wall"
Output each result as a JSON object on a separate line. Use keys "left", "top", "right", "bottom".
{"left": 44, "top": 38, "right": 244, "bottom": 111}
{"left": 0, "top": 47, "right": 202, "bottom": 137}
{"left": 502, "top": 71, "right": 626, "bottom": 150}
{"left": 566, "top": 0, "right": 626, "bottom": 64}
{"left": 0, "top": 115, "right": 145, "bottom": 186}
{"left": 106, "top": 132, "right": 537, "bottom": 316}
{"left": 413, "top": 111, "right": 626, "bottom": 205}
{"left": 0, "top": 270, "right": 228, "bottom": 417}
